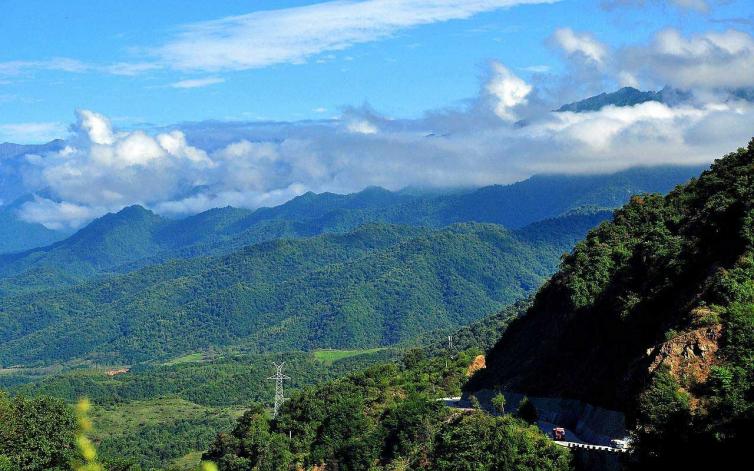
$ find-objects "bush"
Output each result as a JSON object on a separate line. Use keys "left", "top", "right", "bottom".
{"left": 0, "top": 392, "right": 77, "bottom": 471}
{"left": 517, "top": 397, "right": 539, "bottom": 424}
{"left": 492, "top": 393, "right": 506, "bottom": 415}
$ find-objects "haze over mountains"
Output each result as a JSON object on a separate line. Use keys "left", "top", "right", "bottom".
{"left": 0, "top": 157, "right": 705, "bottom": 367}
{"left": 555, "top": 86, "right": 692, "bottom": 113}
{"left": 0, "top": 88, "right": 712, "bottom": 370}
{"left": 3, "top": 0, "right": 754, "bottom": 467}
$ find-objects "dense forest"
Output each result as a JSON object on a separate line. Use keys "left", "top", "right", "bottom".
{"left": 0, "top": 164, "right": 703, "bottom": 289}
{"left": 203, "top": 348, "right": 570, "bottom": 471}
{"left": 0, "top": 302, "right": 524, "bottom": 469}
{"left": 0, "top": 158, "right": 721, "bottom": 470}
{"left": 470, "top": 139, "right": 754, "bottom": 468}
{"left": 0, "top": 213, "right": 606, "bottom": 366}
{"left": 0, "top": 301, "right": 526, "bottom": 470}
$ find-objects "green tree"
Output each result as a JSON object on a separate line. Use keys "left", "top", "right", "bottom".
{"left": 433, "top": 413, "right": 570, "bottom": 471}
{"left": 635, "top": 368, "right": 691, "bottom": 466}
{"left": 0, "top": 392, "right": 77, "bottom": 471}
{"left": 204, "top": 404, "right": 293, "bottom": 471}
{"left": 517, "top": 397, "right": 539, "bottom": 424}
{"left": 492, "top": 393, "right": 506, "bottom": 415}
{"left": 401, "top": 348, "right": 426, "bottom": 370}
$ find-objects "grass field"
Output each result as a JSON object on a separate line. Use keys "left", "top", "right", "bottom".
{"left": 161, "top": 352, "right": 207, "bottom": 366}
{"left": 90, "top": 397, "right": 245, "bottom": 469}
{"left": 170, "top": 451, "right": 205, "bottom": 470}
{"left": 313, "top": 347, "right": 386, "bottom": 364}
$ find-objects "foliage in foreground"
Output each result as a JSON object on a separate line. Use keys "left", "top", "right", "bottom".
{"left": 0, "top": 391, "right": 77, "bottom": 470}
{"left": 204, "top": 349, "right": 571, "bottom": 470}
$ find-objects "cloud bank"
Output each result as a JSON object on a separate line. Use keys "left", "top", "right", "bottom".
{"left": 11, "top": 57, "right": 754, "bottom": 230}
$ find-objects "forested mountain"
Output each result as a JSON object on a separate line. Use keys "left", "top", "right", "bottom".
{"left": 469, "top": 139, "right": 754, "bottom": 468}
{"left": 555, "top": 86, "right": 690, "bottom": 112}
{"left": 0, "top": 164, "right": 704, "bottom": 289}
{"left": 0, "top": 213, "right": 604, "bottom": 366}
{"left": 0, "top": 196, "right": 67, "bottom": 254}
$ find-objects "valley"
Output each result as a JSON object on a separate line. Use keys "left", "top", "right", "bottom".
{"left": 3, "top": 1, "right": 754, "bottom": 468}
{"left": 0, "top": 160, "right": 710, "bottom": 469}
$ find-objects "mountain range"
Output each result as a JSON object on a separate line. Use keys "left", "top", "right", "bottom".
{"left": 0, "top": 159, "right": 708, "bottom": 366}
{"left": 0, "top": 165, "right": 705, "bottom": 281}
{"left": 555, "top": 86, "right": 692, "bottom": 113}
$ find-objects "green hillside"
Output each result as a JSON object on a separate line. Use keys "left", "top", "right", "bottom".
{"left": 202, "top": 347, "right": 570, "bottom": 470}
{"left": 0, "top": 165, "right": 703, "bottom": 294}
{"left": 470, "top": 139, "right": 754, "bottom": 467}
{"left": 0, "top": 215, "right": 600, "bottom": 366}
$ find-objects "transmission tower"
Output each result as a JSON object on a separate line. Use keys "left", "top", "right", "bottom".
{"left": 267, "top": 362, "right": 290, "bottom": 419}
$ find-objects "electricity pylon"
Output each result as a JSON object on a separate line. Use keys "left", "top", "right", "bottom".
{"left": 268, "top": 362, "right": 290, "bottom": 419}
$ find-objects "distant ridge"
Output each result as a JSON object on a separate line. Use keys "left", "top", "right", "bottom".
{"left": 0, "top": 164, "right": 706, "bottom": 292}
{"left": 556, "top": 86, "right": 691, "bottom": 113}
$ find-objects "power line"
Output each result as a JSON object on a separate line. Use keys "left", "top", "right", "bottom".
{"left": 267, "top": 362, "right": 290, "bottom": 419}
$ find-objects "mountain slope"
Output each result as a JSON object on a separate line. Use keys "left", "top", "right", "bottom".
{"left": 0, "top": 196, "right": 68, "bottom": 254}
{"left": 0, "top": 212, "right": 605, "bottom": 366}
{"left": 469, "top": 139, "right": 754, "bottom": 467}
{"left": 0, "top": 165, "right": 704, "bottom": 290}
{"left": 555, "top": 86, "right": 690, "bottom": 112}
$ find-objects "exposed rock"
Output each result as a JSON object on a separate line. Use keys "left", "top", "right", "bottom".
{"left": 105, "top": 367, "right": 130, "bottom": 377}
{"left": 466, "top": 355, "right": 486, "bottom": 377}
{"left": 647, "top": 324, "right": 722, "bottom": 408}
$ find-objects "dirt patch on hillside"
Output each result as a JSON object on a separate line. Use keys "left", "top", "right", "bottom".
{"left": 466, "top": 355, "right": 486, "bottom": 377}
{"left": 647, "top": 322, "right": 723, "bottom": 408}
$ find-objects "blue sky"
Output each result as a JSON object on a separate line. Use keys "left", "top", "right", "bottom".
{"left": 1, "top": 0, "right": 751, "bottom": 140}
{"left": 2, "top": 0, "right": 754, "bottom": 230}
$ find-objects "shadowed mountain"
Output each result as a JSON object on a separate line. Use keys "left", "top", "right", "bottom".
{"left": 0, "top": 196, "right": 69, "bottom": 254}
{"left": 468, "top": 139, "right": 754, "bottom": 467}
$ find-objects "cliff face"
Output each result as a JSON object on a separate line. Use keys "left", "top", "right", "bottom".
{"left": 468, "top": 140, "right": 754, "bottom": 426}
{"left": 647, "top": 321, "right": 723, "bottom": 410}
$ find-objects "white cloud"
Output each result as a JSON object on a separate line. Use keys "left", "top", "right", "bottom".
{"left": 521, "top": 65, "right": 551, "bottom": 73}
{"left": 18, "top": 197, "right": 105, "bottom": 231}
{"left": 552, "top": 28, "right": 608, "bottom": 65}
{"left": 77, "top": 110, "right": 115, "bottom": 145}
{"left": 0, "top": 122, "right": 68, "bottom": 143}
{"left": 170, "top": 77, "right": 226, "bottom": 89}
{"left": 486, "top": 62, "right": 532, "bottom": 121}
{"left": 10, "top": 51, "right": 754, "bottom": 230}
{"left": 672, "top": 0, "right": 708, "bottom": 11}
{"left": 347, "top": 119, "right": 379, "bottom": 134}
{"left": 15, "top": 97, "right": 754, "bottom": 229}
{"left": 0, "top": 58, "right": 89, "bottom": 76}
{"left": 155, "top": 0, "right": 559, "bottom": 71}
{"left": 602, "top": 0, "right": 709, "bottom": 13}
{"left": 15, "top": 110, "right": 215, "bottom": 228}
{"left": 622, "top": 29, "right": 754, "bottom": 89}
{"left": 0, "top": 59, "right": 161, "bottom": 78}
{"left": 617, "top": 70, "right": 640, "bottom": 88}
{"left": 105, "top": 62, "right": 162, "bottom": 76}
